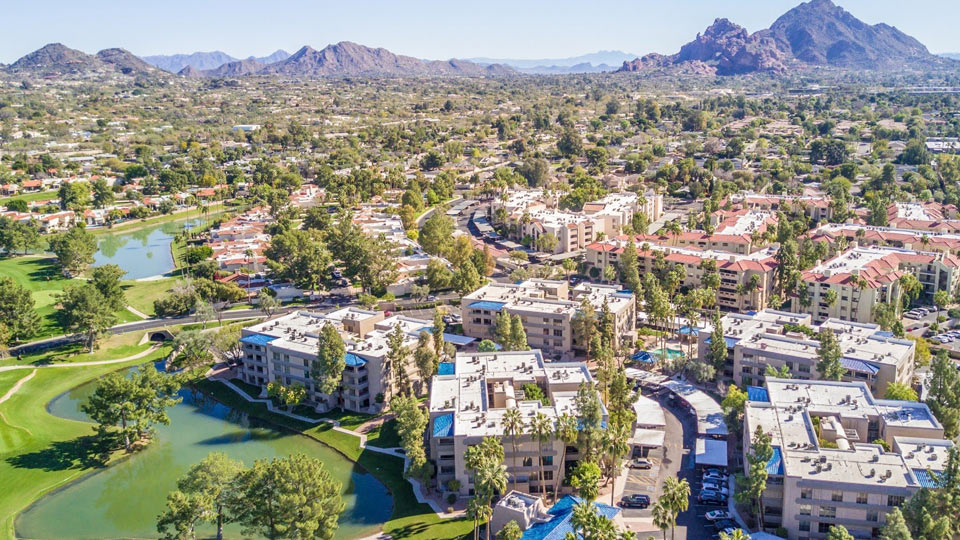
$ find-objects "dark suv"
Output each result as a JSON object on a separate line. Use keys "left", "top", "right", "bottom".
{"left": 619, "top": 494, "right": 650, "bottom": 509}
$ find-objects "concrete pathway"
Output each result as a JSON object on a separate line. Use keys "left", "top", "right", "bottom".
{"left": 127, "top": 305, "right": 149, "bottom": 319}
{"left": 0, "top": 369, "right": 36, "bottom": 405}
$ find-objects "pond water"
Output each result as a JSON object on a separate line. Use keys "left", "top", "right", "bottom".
{"left": 92, "top": 218, "right": 200, "bottom": 280}
{"left": 16, "top": 364, "right": 392, "bottom": 539}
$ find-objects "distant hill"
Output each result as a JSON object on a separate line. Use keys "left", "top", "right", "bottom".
{"left": 7, "top": 43, "right": 159, "bottom": 77}
{"left": 618, "top": 0, "right": 952, "bottom": 75}
{"left": 142, "top": 50, "right": 289, "bottom": 73}
{"left": 258, "top": 42, "right": 514, "bottom": 77}
{"left": 469, "top": 51, "right": 636, "bottom": 73}
{"left": 942, "top": 53, "right": 960, "bottom": 60}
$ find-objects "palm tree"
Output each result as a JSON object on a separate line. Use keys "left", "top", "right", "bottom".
{"left": 570, "top": 502, "right": 597, "bottom": 540}
{"left": 475, "top": 459, "right": 508, "bottom": 540}
{"left": 551, "top": 413, "right": 579, "bottom": 502}
{"left": 466, "top": 497, "right": 488, "bottom": 540}
{"left": 528, "top": 412, "right": 553, "bottom": 501}
{"left": 652, "top": 498, "right": 673, "bottom": 540}
{"left": 662, "top": 477, "right": 690, "bottom": 540}
{"left": 603, "top": 423, "right": 631, "bottom": 506}
{"left": 502, "top": 408, "right": 525, "bottom": 493}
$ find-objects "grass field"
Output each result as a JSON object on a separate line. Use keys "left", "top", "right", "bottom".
{"left": 0, "top": 191, "right": 58, "bottom": 207}
{"left": 0, "top": 344, "right": 172, "bottom": 539}
{"left": 0, "top": 256, "right": 176, "bottom": 337}
{"left": 197, "top": 379, "right": 472, "bottom": 540}
{"left": 0, "top": 332, "right": 152, "bottom": 369}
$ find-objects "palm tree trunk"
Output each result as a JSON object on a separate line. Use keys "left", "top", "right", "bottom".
{"left": 537, "top": 440, "right": 545, "bottom": 500}
{"left": 553, "top": 445, "right": 567, "bottom": 503}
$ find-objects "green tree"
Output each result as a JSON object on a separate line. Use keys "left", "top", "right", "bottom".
{"left": 264, "top": 229, "right": 331, "bottom": 292}
{"left": 570, "top": 459, "right": 602, "bottom": 503}
{"left": 90, "top": 263, "right": 127, "bottom": 312}
{"left": 879, "top": 507, "right": 913, "bottom": 540}
{"left": 528, "top": 412, "right": 553, "bottom": 499}
{"left": 885, "top": 382, "right": 919, "bottom": 401}
{"left": 477, "top": 339, "right": 497, "bottom": 352}
{"left": 158, "top": 452, "right": 244, "bottom": 540}
{"left": 721, "top": 385, "right": 748, "bottom": 439}
{"left": 816, "top": 328, "right": 845, "bottom": 381}
{"left": 419, "top": 213, "right": 455, "bottom": 257}
{"left": 387, "top": 323, "right": 411, "bottom": 396}
{"left": 0, "top": 277, "right": 40, "bottom": 343}
{"left": 661, "top": 477, "right": 690, "bottom": 540}
{"left": 571, "top": 297, "right": 597, "bottom": 361}
{"left": 502, "top": 407, "right": 525, "bottom": 493}
{"left": 494, "top": 310, "right": 514, "bottom": 349}
{"left": 414, "top": 331, "right": 437, "bottom": 395}
{"left": 509, "top": 314, "right": 527, "bottom": 351}
{"left": 156, "top": 491, "right": 208, "bottom": 540}
{"left": 453, "top": 260, "right": 483, "bottom": 296}
{"left": 496, "top": 520, "right": 523, "bottom": 540}
{"left": 825, "top": 525, "right": 854, "bottom": 540}
{"left": 229, "top": 454, "right": 345, "bottom": 540}
{"left": 737, "top": 427, "right": 774, "bottom": 530}
{"left": 708, "top": 312, "right": 727, "bottom": 372}
{"left": 56, "top": 283, "right": 118, "bottom": 351}
{"left": 312, "top": 323, "right": 345, "bottom": 407}
{"left": 48, "top": 225, "right": 97, "bottom": 275}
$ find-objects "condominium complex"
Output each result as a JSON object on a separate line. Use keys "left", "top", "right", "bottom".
{"left": 428, "top": 350, "right": 606, "bottom": 496}
{"left": 699, "top": 310, "right": 915, "bottom": 395}
{"left": 239, "top": 309, "right": 443, "bottom": 413}
{"left": 810, "top": 223, "right": 960, "bottom": 254}
{"left": 799, "top": 245, "right": 960, "bottom": 323}
{"left": 735, "top": 193, "right": 833, "bottom": 222}
{"left": 460, "top": 279, "right": 635, "bottom": 356}
{"left": 744, "top": 378, "right": 952, "bottom": 540}
{"left": 586, "top": 238, "right": 777, "bottom": 312}
{"left": 495, "top": 190, "right": 663, "bottom": 254}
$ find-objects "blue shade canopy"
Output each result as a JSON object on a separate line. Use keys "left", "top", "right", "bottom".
{"left": 467, "top": 300, "right": 507, "bottom": 311}
{"left": 840, "top": 357, "right": 879, "bottom": 374}
{"left": 344, "top": 353, "right": 366, "bottom": 367}
{"left": 433, "top": 413, "right": 454, "bottom": 437}
{"left": 767, "top": 446, "right": 784, "bottom": 475}
{"left": 240, "top": 334, "right": 278, "bottom": 346}
{"left": 913, "top": 468, "right": 941, "bottom": 488}
{"left": 747, "top": 386, "right": 770, "bottom": 402}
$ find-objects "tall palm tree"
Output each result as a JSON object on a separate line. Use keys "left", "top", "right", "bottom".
{"left": 528, "top": 412, "right": 553, "bottom": 501}
{"left": 552, "top": 413, "right": 579, "bottom": 502}
{"left": 652, "top": 498, "right": 673, "bottom": 540}
{"left": 570, "top": 502, "right": 597, "bottom": 540}
{"left": 662, "top": 477, "right": 690, "bottom": 540}
{"left": 502, "top": 408, "right": 525, "bottom": 493}
{"left": 466, "top": 497, "right": 490, "bottom": 540}
{"left": 604, "top": 423, "right": 632, "bottom": 506}
{"left": 475, "top": 459, "right": 508, "bottom": 540}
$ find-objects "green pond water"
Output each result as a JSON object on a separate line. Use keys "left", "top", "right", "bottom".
{"left": 16, "top": 364, "right": 392, "bottom": 539}
{"left": 92, "top": 218, "right": 199, "bottom": 280}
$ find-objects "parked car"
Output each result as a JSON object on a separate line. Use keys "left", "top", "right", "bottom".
{"left": 703, "top": 471, "right": 727, "bottom": 482}
{"left": 619, "top": 494, "right": 650, "bottom": 509}
{"left": 629, "top": 458, "right": 654, "bottom": 470}
{"left": 702, "top": 467, "right": 727, "bottom": 476}
{"left": 702, "top": 482, "right": 729, "bottom": 495}
{"left": 698, "top": 492, "right": 726, "bottom": 505}
{"left": 705, "top": 510, "right": 731, "bottom": 521}
{"left": 701, "top": 487, "right": 728, "bottom": 500}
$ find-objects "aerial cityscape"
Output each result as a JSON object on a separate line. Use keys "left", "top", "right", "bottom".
{"left": 2, "top": 1, "right": 960, "bottom": 539}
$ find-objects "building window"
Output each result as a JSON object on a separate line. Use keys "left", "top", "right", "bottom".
{"left": 818, "top": 523, "right": 832, "bottom": 534}
{"left": 541, "top": 456, "right": 553, "bottom": 466}
{"left": 867, "top": 511, "right": 879, "bottom": 522}
{"left": 799, "top": 504, "right": 811, "bottom": 516}
{"left": 799, "top": 521, "right": 810, "bottom": 532}
{"left": 801, "top": 488, "right": 813, "bottom": 500}
{"left": 522, "top": 457, "right": 533, "bottom": 467}
{"left": 888, "top": 495, "right": 905, "bottom": 506}
{"left": 857, "top": 492, "right": 868, "bottom": 504}
{"left": 832, "top": 491, "right": 843, "bottom": 502}
{"left": 819, "top": 506, "right": 836, "bottom": 519}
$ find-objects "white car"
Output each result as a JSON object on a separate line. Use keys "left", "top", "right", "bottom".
{"left": 705, "top": 510, "right": 731, "bottom": 521}
{"left": 702, "top": 482, "right": 729, "bottom": 495}
{"left": 703, "top": 471, "right": 728, "bottom": 482}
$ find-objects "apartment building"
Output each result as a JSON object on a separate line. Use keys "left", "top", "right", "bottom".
{"left": 735, "top": 193, "right": 833, "bottom": 222}
{"left": 700, "top": 310, "right": 915, "bottom": 395}
{"left": 460, "top": 280, "right": 635, "bottom": 355}
{"left": 239, "top": 308, "right": 437, "bottom": 413}
{"left": 744, "top": 378, "right": 952, "bottom": 540}
{"left": 429, "top": 350, "right": 606, "bottom": 496}
{"left": 586, "top": 238, "right": 777, "bottom": 312}
{"left": 799, "top": 245, "right": 960, "bottom": 323}
{"left": 809, "top": 223, "right": 960, "bottom": 254}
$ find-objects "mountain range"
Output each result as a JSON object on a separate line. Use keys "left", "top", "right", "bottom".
{"left": 618, "top": 0, "right": 952, "bottom": 75}
{"left": 142, "top": 50, "right": 291, "bottom": 73}
{"left": 469, "top": 51, "right": 636, "bottom": 74}
{"left": 5, "top": 43, "right": 160, "bottom": 77}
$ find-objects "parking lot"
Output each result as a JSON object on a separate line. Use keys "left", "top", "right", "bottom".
{"left": 619, "top": 390, "right": 726, "bottom": 540}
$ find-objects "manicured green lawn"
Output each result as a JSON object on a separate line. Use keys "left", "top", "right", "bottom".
{"left": 0, "top": 190, "right": 58, "bottom": 206}
{"left": 366, "top": 418, "right": 402, "bottom": 449}
{"left": 196, "top": 379, "right": 471, "bottom": 540}
{"left": 0, "top": 256, "right": 176, "bottom": 336}
{"left": 0, "top": 345, "right": 171, "bottom": 539}
{"left": 0, "top": 332, "right": 152, "bottom": 368}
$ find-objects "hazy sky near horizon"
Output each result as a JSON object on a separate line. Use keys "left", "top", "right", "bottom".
{"left": 3, "top": 0, "right": 959, "bottom": 64}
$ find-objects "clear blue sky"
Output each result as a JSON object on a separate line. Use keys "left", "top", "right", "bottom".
{"left": 2, "top": 0, "right": 959, "bottom": 63}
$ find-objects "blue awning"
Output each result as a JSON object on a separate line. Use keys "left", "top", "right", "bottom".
{"left": 632, "top": 351, "right": 655, "bottom": 364}
{"left": 767, "top": 446, "right": 784, "bottom": 475}
{"left": 913, "top": 468, "right": 941, "bottom": 488}
{"left": 704, "top": 336, "right": 739, "bottom": 348}
{"left": 345, "top": 353, "right": 366, "bottom": 367}
{"left": 433, "top": 413, "right": 454, "bottom": 437}
{"left": 874, "top": 330, "right": 895, "bottom": 338}
{"left": 438, "top": 362, "right": 455, "bottom": 375}
{"left": 467, "top": 300, "right": 507, "bottom": 311}
{"left": 747, "top": 386, "right": 770, "bottom": 402}
{"left": 240, "top": 334, "right": 277, "bottom": 346}
{"left": 841, "top": 357, "right": 879, "bottom": 375}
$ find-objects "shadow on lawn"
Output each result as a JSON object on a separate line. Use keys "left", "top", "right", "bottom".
{"left": 6, "top": 434, "right": 110, "bottom": 472}
{"left": 387, "top": 517, "right": 471, "bottom": 540}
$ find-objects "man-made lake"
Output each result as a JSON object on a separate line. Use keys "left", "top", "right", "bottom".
{"left": 92, "top": 218, "right": 199, "bottom": 280}
{"left": 16, "top": 365, "right": 392, "bottom": 539}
